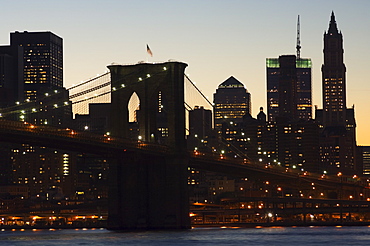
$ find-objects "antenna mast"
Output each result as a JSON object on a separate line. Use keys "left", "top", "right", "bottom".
{"left": 296, "top": 15, "right": 301, "bottom": 59}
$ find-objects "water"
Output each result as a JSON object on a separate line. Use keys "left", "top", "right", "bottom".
{"left": 1, "top": 226, "right": 370, "bottom": 245}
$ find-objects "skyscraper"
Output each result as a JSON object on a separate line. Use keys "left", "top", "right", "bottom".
{"left": 315, "top": 12, "right": 357, "bottom": 175}
{"left": 5, "top": 31, "right": 72, "bottom": 126}
{"left": 266, "top": 57, "right": 312, "bottom": 122}
{"left": 10, "top": 31, "right": 63, "bottom": 101}
{"left": 213, "top": 76, "right": 251, "bottom": 132}
{"left": 321, "top": 12, "right": 346, "bottom": 126}
{"left": 264, "top": 17, "right": 317, "bottom": 172}
{"left": 278, "top": 55, "right": 298, "bottom": 120}
{"left": 266, "top": 16, "right": 312, "bottom": 122}
{"left": 0, "top": 45, "right": 23, "bottom": 107}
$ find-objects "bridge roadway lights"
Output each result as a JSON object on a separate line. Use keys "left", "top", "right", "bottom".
{"left": 107, "top": 151, "right": 190, "bottom": 230}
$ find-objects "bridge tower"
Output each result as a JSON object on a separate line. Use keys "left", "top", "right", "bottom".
{"left": 107, "top": 61, "right": 190, "bottom": 230}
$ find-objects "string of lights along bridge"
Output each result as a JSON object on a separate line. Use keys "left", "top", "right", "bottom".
{"left": 0, "top": 62, "right": 365, "bottom": 185}
{"left": 0, "top": 61, "right": 364, "bottom": 181}
{"left": 0, "top": 64, "right": 298, "bottom": 171}
{"left": 1, "top": 67, "right": 212, "bottom": 120}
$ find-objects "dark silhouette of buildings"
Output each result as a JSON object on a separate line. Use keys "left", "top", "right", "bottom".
{"left": 315, "top": 12, "right": 358, "bottom": 175}
{"left": 75, "top": 103, "right": 111, "bottom": 134}
{"left": 0, "top": 12, "right": 364, "bottom": 225}
{"left": 0, "top": 45, "right": 23, "bottom": 107}
{"left": 0, "top": 31, "right": 76, "bottom": 204}
{"left": 189, "top": 106, "right": 212, "bottom": 139}
{"left": 264, "top": 16, "right": 319, "bottom": 173}
{"left": 187, "top": 106, "right": 216, "bottom": 151}
{"left": 273, "top": 55, "right": 319, "bottom": 172}
{"left": 278, "top": 55, "right": 298, "bottom": 120}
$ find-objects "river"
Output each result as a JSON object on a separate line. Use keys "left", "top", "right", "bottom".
{"left": 1, "top": 226, "right": 369, "bottom": 245}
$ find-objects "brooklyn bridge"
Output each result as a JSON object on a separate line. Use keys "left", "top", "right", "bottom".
{"left": 0, "top": 61, "right": 369, "bottom": 230}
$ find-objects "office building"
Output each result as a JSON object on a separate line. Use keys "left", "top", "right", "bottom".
{"left": 266, "top": 56, "right": 312, "bottom": 122}
{"left": 213, "top": 76, "right": 251, "bottom": 132}
{"left": 2, "top": 31, "right": 72, "bottom": 126}
{"left": 265, "top": 17, "right": 318, "bottom": 172}
{"left": 10, "top": 31, "right": 63, "bottom": 101}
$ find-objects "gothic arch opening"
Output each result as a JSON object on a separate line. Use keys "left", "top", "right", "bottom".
{"left": 128, "top": 92, "right": 140, "bottom": 123}
{"left": 126, "top": 91, "right": 141, "bottom": 141}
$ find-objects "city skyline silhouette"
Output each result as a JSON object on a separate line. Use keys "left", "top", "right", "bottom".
{"left": 1, "top": 1, "right": 369, "bottom": 144}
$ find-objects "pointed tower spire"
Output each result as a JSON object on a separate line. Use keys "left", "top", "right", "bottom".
{"left": 296, "top": 15, "right": 301, "bottom": 59}
{"left": 322, "top": 11, "right": 346, "bottom": 126}
{"left": 328, "top": 11, "right": 339, "bottom": 34}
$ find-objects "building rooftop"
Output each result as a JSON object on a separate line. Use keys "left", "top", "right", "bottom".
{"left": 218, "top": 76, "right": 245, "bottom": 89}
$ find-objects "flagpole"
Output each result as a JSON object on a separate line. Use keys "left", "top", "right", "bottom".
{"left": 146, "top": 44, "right": 153, "bottom": 63}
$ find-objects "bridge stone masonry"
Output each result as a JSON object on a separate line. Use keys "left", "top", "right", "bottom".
{"left": 107, "top": 61, "right": 190, "bottom": 230}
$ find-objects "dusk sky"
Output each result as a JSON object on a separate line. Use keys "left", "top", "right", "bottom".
{"left": 1, "top": 0, "right": 370, "bottom": 145}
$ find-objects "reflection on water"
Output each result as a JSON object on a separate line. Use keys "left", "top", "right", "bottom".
{"left": 0, "top": 226, "right": 370, "bottom": 245}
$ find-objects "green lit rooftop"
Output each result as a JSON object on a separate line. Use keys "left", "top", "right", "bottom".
{"left": 266, "top": 58, "right": 312, "bottom": 68}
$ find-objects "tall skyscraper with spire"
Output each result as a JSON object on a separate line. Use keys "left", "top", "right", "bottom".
{"left": 264, "top": 16, "right": 318, "bottom": 173}
{"left": 266, "top": 16, "right": 312, "bottom": 122}
{"left": 321, "top": 11, "right": 347, "bottom": 126}
{"left": 316, "top": 12, "right": 357, "bottom": 175}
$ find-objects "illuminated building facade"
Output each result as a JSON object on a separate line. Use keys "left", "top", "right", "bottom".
{"left": 358, "top": 146, "right": 370, "bottom": 176}
{"left": 0, "top": 31, "right": 72, "bottom": 126}
{"left": 266, "top": 56, "right": 312, "bottom": 122}
{"left": 321, "top": 12, "right": 346, "bottom": 127}
{"left": 315, "top": 12, "right": 358, "bottom": 175}
{"left": 10, "top": 145, "right": 77, "bottom": 197}
{"left": 265, "top": 55, "right": 317, "bottom": 172}
{"left": 213, "top": 76, "right": 251, "bottom": 132}
{"left": 10, "top": 31, "right": 63, "bottom": 101}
